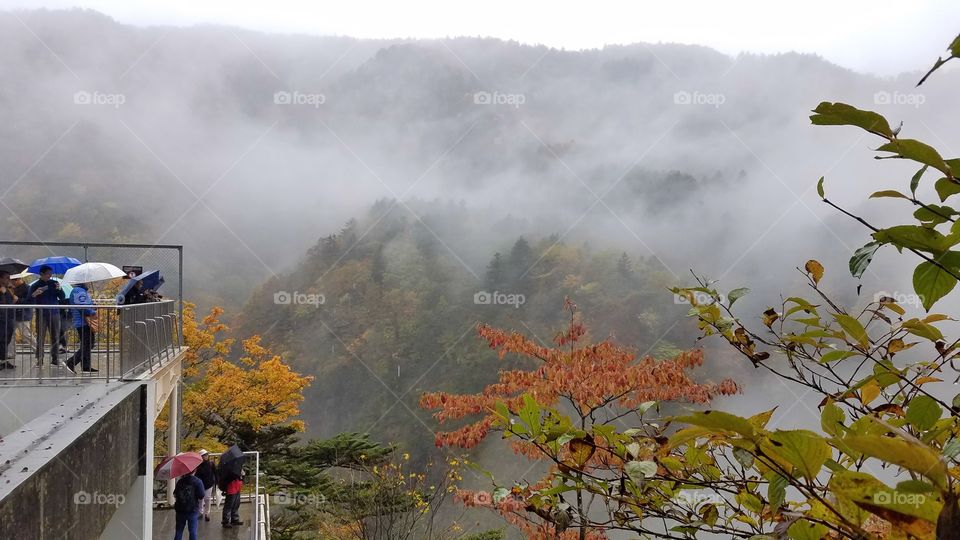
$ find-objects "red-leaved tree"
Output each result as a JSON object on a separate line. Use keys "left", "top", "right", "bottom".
{"left": 420, "top": 299, "right": 739, "bottom": 539}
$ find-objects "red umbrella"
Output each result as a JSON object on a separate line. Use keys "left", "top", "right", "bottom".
{"left": 154, "top": 452, "right": 203, "bottom": 481}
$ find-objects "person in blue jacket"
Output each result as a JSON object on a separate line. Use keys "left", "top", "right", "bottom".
{"left": 27, "top": 266, "right": 66, "bottom": 367}
{"left": 65, "top": 283, "right": 97, "bottom": 374}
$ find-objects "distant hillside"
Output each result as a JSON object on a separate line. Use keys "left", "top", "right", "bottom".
{"left": 232, "top": 200, "right": 717, "bottom": 454}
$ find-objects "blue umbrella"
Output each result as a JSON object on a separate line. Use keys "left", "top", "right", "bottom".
{"left": 27, "top": 256, "right": 82, "bottom": 275}
{"left": 118, "top": 270, "right": 163, "bottom": 298}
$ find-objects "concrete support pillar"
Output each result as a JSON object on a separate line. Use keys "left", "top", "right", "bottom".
{"left": 165, "top": 381, "right": 179, "bottom": 505}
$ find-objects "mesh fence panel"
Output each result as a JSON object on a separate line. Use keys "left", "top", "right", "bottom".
{"left": 0, "top": 241, "right": 183, "bottom": 342}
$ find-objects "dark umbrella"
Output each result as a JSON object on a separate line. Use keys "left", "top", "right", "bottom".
{"left": 118, "top": 270, "right": 163, "bottom": 298}
{"left": 0, "top": 257, "right": 27, "bottom": 275}
{"left": 218, "top": 444, "right": 247, "bottom": 478}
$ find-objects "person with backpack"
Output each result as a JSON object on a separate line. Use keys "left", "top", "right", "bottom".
{"left": 173, "top": 468, "right": 205, "bottom": 540}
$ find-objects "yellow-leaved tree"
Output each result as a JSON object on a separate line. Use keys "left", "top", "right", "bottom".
{"left": 156, "top": 302, "right": 312, "bottom": 455}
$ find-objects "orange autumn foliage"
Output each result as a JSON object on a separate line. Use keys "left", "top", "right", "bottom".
{"left": 420, "top": 299, "right": 739, "bottom": 450}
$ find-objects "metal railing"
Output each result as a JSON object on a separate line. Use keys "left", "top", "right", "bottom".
{"left": 0, "top": 299, "right": 180, "bottom": 383}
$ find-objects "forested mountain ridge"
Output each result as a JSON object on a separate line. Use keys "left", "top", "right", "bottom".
{"left": 233, "top": 200, "right": 714, "bottom": 454}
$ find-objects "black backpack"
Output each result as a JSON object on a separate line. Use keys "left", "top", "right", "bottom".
{"left": 173, "top": 477, "right": 197, "bottom": 513}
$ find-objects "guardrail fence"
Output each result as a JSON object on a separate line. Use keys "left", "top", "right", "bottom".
{"left": 0, "top": 299, "right": 180, "bottom": 383}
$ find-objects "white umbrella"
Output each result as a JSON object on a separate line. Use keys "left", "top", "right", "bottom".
{"left": 62, "top": 262, "right": 126, "bottom": 284}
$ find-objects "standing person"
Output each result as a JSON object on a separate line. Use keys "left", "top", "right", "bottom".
{"left": 9, "top": 274, "right": 34, "bottom": 360}
{"left": 65, "top": 283, "right": 97, "bottom": 374}
{"left": 173, "top": 468, "right": 205, "bottom": 540}
{"left": 28, "top": 266, "right": 65, "bottom": 367}
{"left": 194, "top": 449, "right": 218, "bottom": 522}
{"left": 221, "top": 469, "right": 244, "bottom": 528}
{"left": 0, "top": 272, "right": 18, "bottom": 370}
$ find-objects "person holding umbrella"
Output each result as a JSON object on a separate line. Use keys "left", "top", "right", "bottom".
{"left": 28, "top": 265, "right": 66, "bottom": 367}
{"left": 218, "top": 445, "right": 247, "bottom": 528}
{"left": 0, "top": 271, "right": 19, "bottom": 371}
{"left": 65, "top": 283, "right": 98, "bottom": 374}
{"left": 155, "top": 451, "right": 205, "bottom": 540}
{"left": 8, "top": 273, "right": 34, "bottom": 361}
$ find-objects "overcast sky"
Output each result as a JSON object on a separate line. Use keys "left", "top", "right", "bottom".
{"left": 1, "top": 0, "right": 957, "bottom": 75}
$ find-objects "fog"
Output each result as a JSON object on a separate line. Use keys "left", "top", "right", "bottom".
{"left": 2, "top": 1, "right": 960, "bottom": 483}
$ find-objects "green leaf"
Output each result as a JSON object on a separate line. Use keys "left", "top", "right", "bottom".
{"left": 787, "top": 519, "right": 828, "bottom": 540}
{"left": 911, "top": 165, "right": 928, "bottom": 196}
{"left": 876, "top": 139, "right": 951, "bottom": 177}
{"left": 810, "top": 102, "right": 894, "bottom": 138}
{"left": 870, "top": 189, "right": 908, "bottom": 199}
{"left": 816, "top": 176, "right": 825, "bottom": 198}
{"left": 727, "top": 287, "right": 750, "bottom": 307}
{"left": 819, "top": 350, "right": 857, "bottom": 364}
{"left": 849, "top": 241, "right": 881, "bottom": 279}
{"left": 905, "top": 395, "right": 942, "bottom": 431}
{"left": 766, "top": 472, "right": 787, "bottom": 510}
{"left": 833, "top": 313, "right": 868, "bottom": 348}
{"left": 624, "top": 460, "right": 657, "bottom": 483}
{"left": 913, "top": 261, "right": 958, "bottom": 311}
{"left": 492, "top": 487, "right": 510, "bottom": 504}
{"left": 873, "top": 225, "right": 952, "bottom": 254}
{"left": 914, "top": 204, "right": 957, "bottom": 226}
{"left": 767, "top": 430, "right": 831, "bottom": 481}
{"left": 674, "top": 410, "right": 755, "bottom": 437}
{"left": 935, "top": 177, "right": 960, "bottom": 202}
{"left": 902, "top": 318, "right": 945, "bottom": 342}
{"left": 733, "top": 447, "right": 754, "bottom": 469}
{"left": 842, "top": 435, "right": 947, "bottom": 488}
{"left": 943, "top": 438, "right": 960, "bottom": 460}
{"left": 821, "top": 401, "right": 846, "bottom": 437}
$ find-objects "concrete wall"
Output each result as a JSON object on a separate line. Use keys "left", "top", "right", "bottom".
{"left": 0, "top": 384, "right": 147, "bottom": 540}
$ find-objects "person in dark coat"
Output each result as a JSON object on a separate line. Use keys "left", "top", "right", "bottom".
{"left": 28, "top": 266, "right": 66, "bottom": 367}
{"left": 194, "top": 449, "right": 219, "bottom": 522}
{"left": 0, "top": 271, "right": 18, "bottom": 370}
